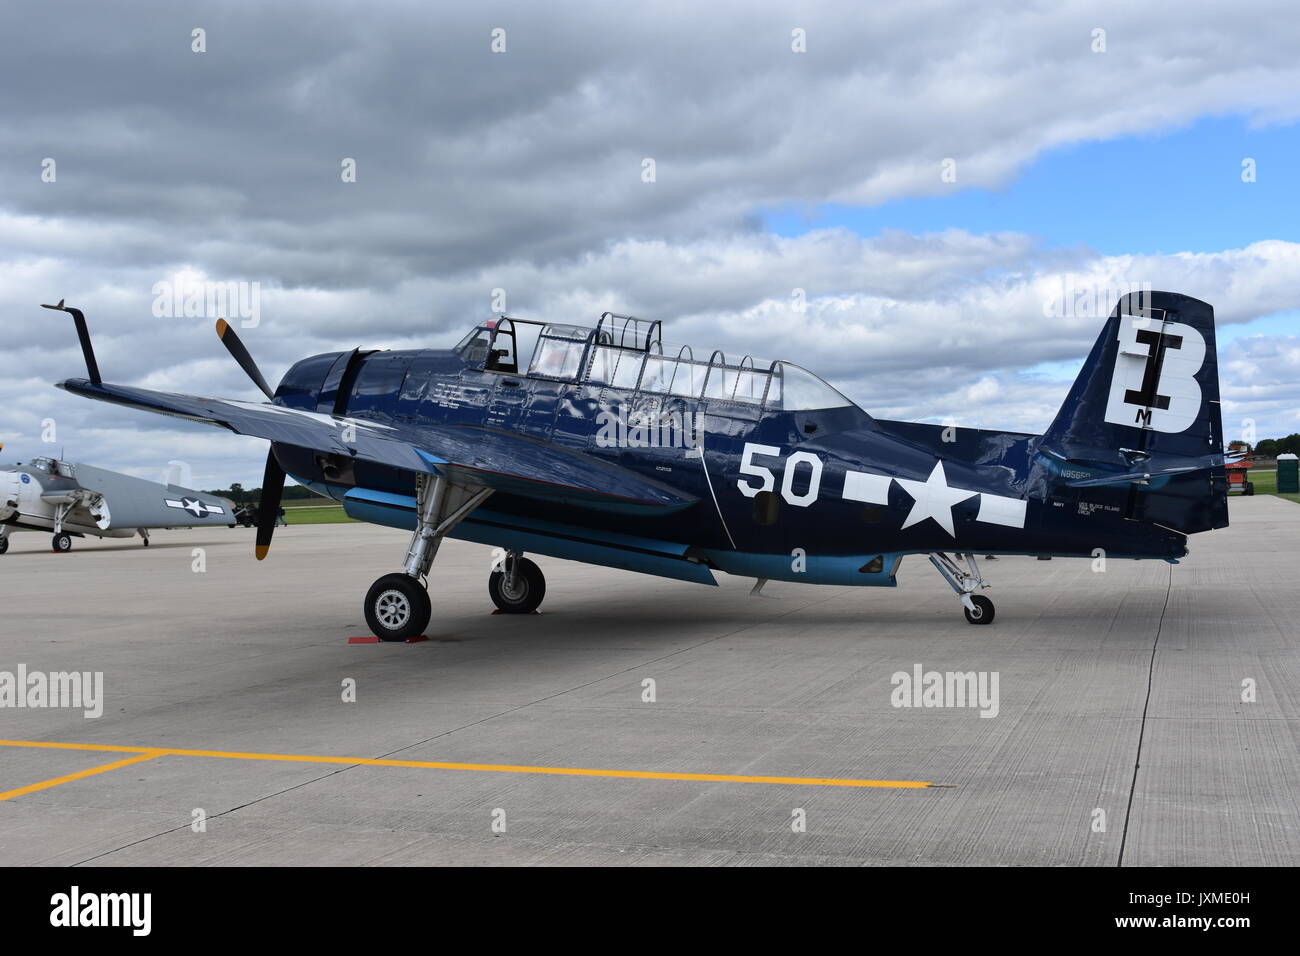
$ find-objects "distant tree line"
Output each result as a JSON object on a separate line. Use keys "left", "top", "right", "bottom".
{"left": 1250, "top": 434, "right": 1300, "bottom": 458}
{"left": 201, "top": 481, "right": 324, "bottom": 504}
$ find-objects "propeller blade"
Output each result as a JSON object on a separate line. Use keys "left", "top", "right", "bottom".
{"left": 215, "top": 318, "right": 274, "bottom": 400}
{"left": 255, "top": 449, "right": 286, "bottom": 561}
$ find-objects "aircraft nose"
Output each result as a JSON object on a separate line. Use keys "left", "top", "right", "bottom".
{"left": 0, "top": 472, "right": 18, "bottom": 520}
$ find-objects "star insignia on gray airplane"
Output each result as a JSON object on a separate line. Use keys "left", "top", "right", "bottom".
{"left": 165, "top": 497, "right": 222, "bottom": 518}
{"left": 894, "top": 461, "right": 978, "bottom": 538}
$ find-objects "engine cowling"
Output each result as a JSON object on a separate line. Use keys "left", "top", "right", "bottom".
{"left": 0, "top": 471, "right": 21, "bottom": 520}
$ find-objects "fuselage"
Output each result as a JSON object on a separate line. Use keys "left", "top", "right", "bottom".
{"left": 0, "top": 458, "right": 233, "bottom": 539}
{"left": 268, "top": 341, "right": 1188, "bottom": 587}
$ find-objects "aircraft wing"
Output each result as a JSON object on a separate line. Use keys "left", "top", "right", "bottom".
{"left": 57, "top": 378, "right": 696, "bottom": 515}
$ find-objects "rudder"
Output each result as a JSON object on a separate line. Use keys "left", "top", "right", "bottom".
{"left": 1039, "top": 291, "right": 1228, "bottom": 533}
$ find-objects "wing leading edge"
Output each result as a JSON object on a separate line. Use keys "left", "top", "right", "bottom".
{"left": 56, "top": 378, "right": 697, "bottom": 515}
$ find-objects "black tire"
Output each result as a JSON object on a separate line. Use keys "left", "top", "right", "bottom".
{"left": 488, "top": 557, "right": 546, "bottom": 614}
{"left": 1244, "top": 482, "right": 1255, "bottom": 496}
{"left": 364, "top": 573, "right": 431, "bottom": 642}
{"left": 963, "top": 594, "right": 995, "bottom": 625}
{"left": 0, "top": 537, "right": 8, "bottom": 554}
{"left": 142, "top": 538, "right": 150, "bottom": 547}
{"left": 52, "top": 532, "right": 72, "bottom": 553}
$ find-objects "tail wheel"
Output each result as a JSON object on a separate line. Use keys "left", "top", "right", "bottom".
{"left": 963, "top": 594, "right": 995, "bottom": 625}
{"left": 52, "top": 532, "right": 72, "bottom": 553}
{"left": 489, "top": 557, "right": 546, "bottom": 614}
{"left": 364, "top": 573, "right": 432, "bottom": 642}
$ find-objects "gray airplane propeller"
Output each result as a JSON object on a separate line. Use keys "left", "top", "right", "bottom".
{"left": 215, "top": 319, "right": 283, "bottom": 560}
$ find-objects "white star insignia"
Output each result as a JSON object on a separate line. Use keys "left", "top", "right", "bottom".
{"left": 165, "top": 497, "right": 223, "bottom": 518}
{"left": 894, "top": 461, "right": 977, "bottom": 538}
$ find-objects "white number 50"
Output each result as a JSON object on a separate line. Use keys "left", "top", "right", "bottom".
{"left": 737, "top": 443, "right": 822, "bottom": 507}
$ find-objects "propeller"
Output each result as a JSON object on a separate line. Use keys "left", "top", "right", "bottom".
{"left": 215, "top": 318, "right": 274, "bottom": 400}
{"left": 255, "top": 448, "right": 285, "bottom": 561}
{"left": 213, "top": 318, "right": 284, "bottom": 558}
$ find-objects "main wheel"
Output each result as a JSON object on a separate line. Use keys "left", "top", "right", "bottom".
{"left": 364, "top": 573, "right": 432, "bottom": 642}
{"left": 963, "top": 594, "right": 995, "bottom": 625}
{"left": 1244, "top": 481, "right": 1255, "bottom": 496}
{"left": 52, "top": 532, "right": 72, "bottom": 553}
{"left": 0, "top": 537, "right": 8, "bottom": 554}
{"left": 489, "top": 557, "right": 546, "bottom": 614}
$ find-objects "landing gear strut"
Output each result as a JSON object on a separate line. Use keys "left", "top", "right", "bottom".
{"left": 52, "top": 502, "right": 73, "bottom": 553}
{"left": 489, "top": 552, "right": 546, "bottom": 614}
{"left": 929, "top": 551, "right": 995, "bottom": 625}
{"left": 362, "top": 475, "right": 492, "bottom": 641}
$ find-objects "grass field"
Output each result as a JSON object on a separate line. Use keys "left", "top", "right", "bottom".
{"left": 1248, "top": 469, "right": 1300, "bottom": 505}
{"left": 281, "top": 502, "right": 356, "bottom": 524}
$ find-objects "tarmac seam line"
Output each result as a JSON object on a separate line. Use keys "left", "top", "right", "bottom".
{"left": 1116, "top": 562, "right": 1172, "bottom": 867}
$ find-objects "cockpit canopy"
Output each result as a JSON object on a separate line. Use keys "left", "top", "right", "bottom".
{"left": 456, "top": 312, "right": 857, "bottom": 413}
{"left": 25, "top": 456, "right": 70, "bottom": 476}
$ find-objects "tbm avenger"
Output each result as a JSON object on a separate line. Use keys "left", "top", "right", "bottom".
{"left": 0, "top": 450, "right": 235, "bottom": 554}
{"left": 46, "top": 290, "right": 1227, "bottom": 639}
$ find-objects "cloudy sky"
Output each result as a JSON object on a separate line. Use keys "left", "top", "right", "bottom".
{"left": 2, "top": 0, "right": 1298, "bottom": 487}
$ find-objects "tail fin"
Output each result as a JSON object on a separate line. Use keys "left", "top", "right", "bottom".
{"left": 1039, "top": 291, "right": 1228, "bottom": 533}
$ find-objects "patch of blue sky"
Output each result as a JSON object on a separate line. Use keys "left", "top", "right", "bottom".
{"left": 763, "top": 116, "right": 1300, "bottom": 256}
{"left": 1216, "top": 310, "right": 1300, "bottom": 344}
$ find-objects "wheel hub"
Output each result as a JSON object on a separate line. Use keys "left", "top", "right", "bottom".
{"left": 501, "top": 577, "right": 527, "bottom": 602}
{"left": 375, "top": 589, "right": 412, "bottom": 629}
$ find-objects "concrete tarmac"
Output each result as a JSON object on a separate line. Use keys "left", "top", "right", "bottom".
{"left": 0, "top": 496, "right": 1296, "bottom": 866}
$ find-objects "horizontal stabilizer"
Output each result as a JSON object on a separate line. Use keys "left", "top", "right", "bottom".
{"left": 1066, "top": 465, "right": 1200, "bottom": 487}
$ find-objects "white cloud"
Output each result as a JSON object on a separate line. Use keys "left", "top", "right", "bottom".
{"left": 3, "top": 1, "right": 1300, "bottom": 482}
{"left": 4, "top": 229, "right": 1298, "bottom": 483}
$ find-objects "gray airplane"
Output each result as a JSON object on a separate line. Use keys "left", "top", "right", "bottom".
{"left": 0, "top": 453, "right": 236, "bottom": 553}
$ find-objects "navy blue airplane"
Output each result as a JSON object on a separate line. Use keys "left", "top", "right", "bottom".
{"left": 47, "top": 290, "right": 1227, "bottom": 639}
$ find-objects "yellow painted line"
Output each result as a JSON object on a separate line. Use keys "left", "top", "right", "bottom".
{"left": 0, "top": 739, "right": 932, "bottom": 789}
{"left": 0, "top": 751, "right": 160, "bottom": 802}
